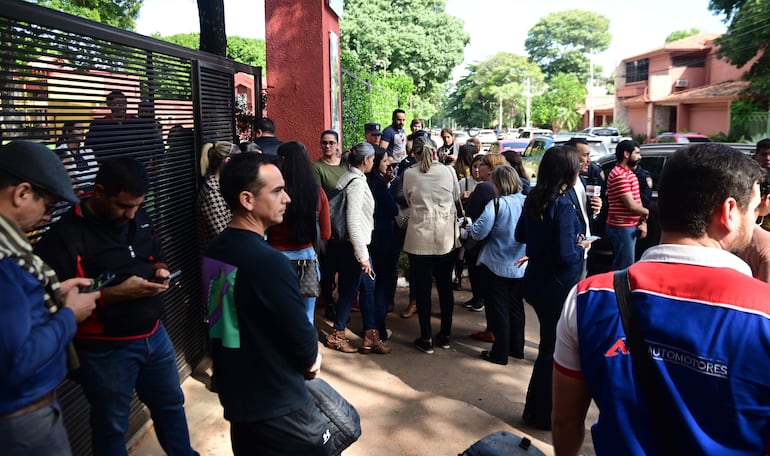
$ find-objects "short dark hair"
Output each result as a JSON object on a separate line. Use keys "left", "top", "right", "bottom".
{"left": 615, "top": 139, "right": 637, "bottom": 161}
{"left": 95, "top": 157, "right": 148, "bottom": 197}
{"left": 320, "top": 130, "right": 338, "bottom": 141}
{"left": 255, "top": 117, "right": 276, "bottom": 134}
{"left": 757, "top": 138, "right": 770, "bottom": 152}
{"left": 658, "top": 143, "right": 763, "bottom": 238}
{"left": 219, "top": 153, "right": 278, "bottom": 211}
{"left": 106, "top": 90, "right": 126, "bottom": 101}
{"left": 392, "top": 109, "right": 405, "bottom": 121}
{"left": 566, "top": 137, "right": 588, "bottom": 147}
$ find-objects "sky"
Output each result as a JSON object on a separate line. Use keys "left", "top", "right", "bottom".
{"left": 136, "top": 0, "right": 728, "bottom": 78}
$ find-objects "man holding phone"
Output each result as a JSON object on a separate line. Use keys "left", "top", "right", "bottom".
{"left": 35, "top": 158, "right": 197, "bottom": 456}
{"left": 0, "top": 141, "right": 99, "bottom": 455}
{"left": 566, "top": 138, "right": 603, "bottom": 279}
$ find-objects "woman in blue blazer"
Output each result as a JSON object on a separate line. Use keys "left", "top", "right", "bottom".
{"left": 515, "top": 145, "right": 596, "bottom": 430}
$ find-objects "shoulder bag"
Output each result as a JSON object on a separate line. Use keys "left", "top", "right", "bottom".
{"left": 305, "top": 377, "right": 361, "bottom": 455}
{"left": 614, "top": 269, "right": 680, "bottom": 456}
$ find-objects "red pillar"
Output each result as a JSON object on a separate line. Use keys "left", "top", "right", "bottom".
{"left": 264, "top": 0, "right": 342, "bottom": 160}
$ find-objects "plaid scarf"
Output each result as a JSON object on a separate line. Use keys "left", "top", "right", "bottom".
{"left": 0, "top": 214, "right": 79, "bottom": 369}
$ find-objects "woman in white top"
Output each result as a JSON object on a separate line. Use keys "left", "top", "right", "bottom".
{"left": 325, "top": 142, "right": 391, "bottom": 355}
{"left": 402, "top": 136, "right": 461, "bottom": 354}
{"left": 55, "top": 121, "right": 98, "bottom": 194}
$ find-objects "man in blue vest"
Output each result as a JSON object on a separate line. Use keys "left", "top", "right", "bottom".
{"left": 552, "top": 143, "right": 770, "bottom": 455}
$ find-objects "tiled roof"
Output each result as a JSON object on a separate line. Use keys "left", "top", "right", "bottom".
{"left": 657, "top": 80, "right": 749, "bottom": 102}
{"left": 624, "top": 32, "right": 720, "bottom": 62}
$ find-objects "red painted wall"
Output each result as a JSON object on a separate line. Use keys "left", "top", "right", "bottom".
{"left": 265, "top": 0, "right": 341, "bottom": 161}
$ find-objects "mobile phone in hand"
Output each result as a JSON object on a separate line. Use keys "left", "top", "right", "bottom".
{"left": 81, "top": 272, "right": 116, "bottom": 292}
{"left": 585, "top": 235, "right": 600, "bottom": 242}
{"left": 153, "top": 269, "right": 182, "bottom": 283}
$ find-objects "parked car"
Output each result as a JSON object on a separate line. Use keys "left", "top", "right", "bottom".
{"left": 586, "top": 142, "right": 754, "bottom": 275}
{"left": 581, "top": 126, "right": 627, "bottom": 143}
{"left": 517, "top": 128, "right": 553, "bottom": 140}
{"left": 488, "top": 139, "right": 530, "bottom": 154}
{"left": 652, "top": 132, "right": 712, "bottom": 144}
{"left": 453, "top": 130, "right": 470, "bottom": 145}
{"left": 476, "top": 129, "right": 499, "bottom": 149}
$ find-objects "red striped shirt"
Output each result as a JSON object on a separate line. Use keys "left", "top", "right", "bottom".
{"left": 606, "top": 164, "right": 641, "bottom": 228}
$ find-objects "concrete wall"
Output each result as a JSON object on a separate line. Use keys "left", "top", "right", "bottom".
{"left": 265, "top": 0, "right": 341, "bottom": 160}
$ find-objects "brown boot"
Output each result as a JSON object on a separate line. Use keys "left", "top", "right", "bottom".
{"left": 400, "top": 300, "right": 417, "bottom": 318}
{"left": 326, "top": 329, "right": 357, "bottom": 353}
{"left": 359, "top": 329, "right": 392, "bottom": 354}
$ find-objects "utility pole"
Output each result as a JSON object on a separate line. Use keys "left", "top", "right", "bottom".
{"left": 498, "top": 90, "right": 503, "bottom": 130}
{"left": 588, "top": 49, "right": 595, "bottom": 128}
{"left": 525, "top": 78, "right": 532, "bottom": 128}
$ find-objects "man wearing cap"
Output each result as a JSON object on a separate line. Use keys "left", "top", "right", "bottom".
{"left": 0, "top": 140, "right": 99, "bottom": 455}
{"left": 364, "top": 122, "right": 388, "bottom": 156}
{"left": 34, "top": 157, "right": 198, "bottom": 456}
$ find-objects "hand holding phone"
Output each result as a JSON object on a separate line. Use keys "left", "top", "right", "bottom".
{"left": 81, "top": 272, "right": 116, "bottom": 293}
{"left": 153, "top": 269, "right": 181, "bottom": 283}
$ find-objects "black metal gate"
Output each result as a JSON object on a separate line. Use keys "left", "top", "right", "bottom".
{"left": 0, "top": 1, "right": 261, "bottom": 453}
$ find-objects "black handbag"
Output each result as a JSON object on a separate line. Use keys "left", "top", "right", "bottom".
{"left": 305, "top": 378, "right": 361, "bottom": 456}
{"left": 292, "top": 259, "right": 319, "bottom": 297}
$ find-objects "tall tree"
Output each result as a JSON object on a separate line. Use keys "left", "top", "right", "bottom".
{"left": 340, "top": 0, "right": 469, "bottom": 97}
{"left": 524, "top": 9, "right": 611, "bottom": 81}
{"left": 154, "top": 33, "right": 266, "bottom": 67}
{"left": 710, "top": 0, "right": 770, "bottom": 98}
{"left": 446, "top": 53, "right": 545, "bottom": 128}
{"left": 666, "top": 28, "right": 702, "bottom": 43}
{"left": 197, "top": 0, "right": 227, "bottom": 56}
{"left": 33, "top": 0, "right": 143, "bottom": 30}
{"left": 531, "top": 73, "right": 586, "bottom": 131}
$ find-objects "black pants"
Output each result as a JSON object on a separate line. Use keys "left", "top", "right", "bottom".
{"left": 409, "top": 252, "right": 455, "bottom": 340}
{"left": 230, "top": 399, "right": 330, "bottom": 456}
{"left": 480, "top": 265, "right": 525, "bottom": 362}
{"left": 465, "top": 245, "right": 482, "bottom": 300}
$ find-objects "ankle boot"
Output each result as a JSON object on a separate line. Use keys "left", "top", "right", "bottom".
{"left": 400, "top": 300, "right": 417, "bottom": 318}
{"left": 326, "top": 329, "right": 357, "bottom": 353}
{"left": 359, "top": 329, "right": 392, "bottom": 354}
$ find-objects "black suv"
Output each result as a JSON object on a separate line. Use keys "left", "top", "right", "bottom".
{"left": 586, "top": 143, "right": 755, "bottom": 275}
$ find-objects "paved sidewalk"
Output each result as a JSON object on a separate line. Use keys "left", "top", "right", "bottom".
{"left": 129, "top": 282, "right": 598, "bottom": 456}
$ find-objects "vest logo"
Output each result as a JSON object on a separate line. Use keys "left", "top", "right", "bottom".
{"left": 604, "top": 338, "right": 629, "bottom": 357}
{"left": 322, "top": 429, "right": 331, "bottom": 444}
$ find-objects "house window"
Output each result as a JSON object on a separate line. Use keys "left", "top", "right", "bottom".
{"left": 672, "top": 55, "right": 705, "bottom": 68}
{"left": 625, "top": 58, "right": 649, "bottom": 83}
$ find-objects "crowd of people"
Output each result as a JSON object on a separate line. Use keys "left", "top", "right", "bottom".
{"left": 5, "top": 95, "right": 770, "bottom": 455}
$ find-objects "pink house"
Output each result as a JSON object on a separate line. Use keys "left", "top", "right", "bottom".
{"left": 613, "top": 33, "right": 750, "bottom": 140}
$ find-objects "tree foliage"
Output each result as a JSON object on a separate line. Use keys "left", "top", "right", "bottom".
{"left": 710, "top": 0, "right": 770, "bottom": 100}
{"left": 32, "top": 0, "right": 143, "bottom": 30}
{"left": 531, "top": 73, "right": 586, "bottom": 131}
{"left": 154, "top": 33, "right": 266, "bottom": 68}
{"left": 340, "top": 0, "right": 469, "bottom": 97}
{"left": 665, "top": 28, "right": 701, "bottom": 43}
{"left": 446, "top": 52, "right": 545, "bottom": 128}
{"left": 524, "top": 9, "right": 611, "bottom": 81}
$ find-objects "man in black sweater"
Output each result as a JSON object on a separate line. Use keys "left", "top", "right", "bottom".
{"left": 202, "top": 153, "right": 326, "bottom": 455}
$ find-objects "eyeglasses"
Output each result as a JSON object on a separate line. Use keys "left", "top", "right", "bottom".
{"left": 320, "top": 140, "right": 337, "bottom": 146}
{"left": 32, "top": 188, "right": 60, "bottom": 216}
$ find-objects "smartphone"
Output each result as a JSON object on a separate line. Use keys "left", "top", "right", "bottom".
{"left": 81, "top": 272, "right": 116, "bottom": 292}
{"left": 153, "top": 269, "right": 182, "bottom": 283}
{"left": 585, "top": 235, "right": 601, "bottom": 242}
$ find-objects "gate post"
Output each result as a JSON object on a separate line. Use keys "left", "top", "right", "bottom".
{"left": 265, "top": 0, "right": 342, "bottom": 160}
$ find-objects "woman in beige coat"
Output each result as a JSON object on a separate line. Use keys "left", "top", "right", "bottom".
{"left": 402, "top": 136, "right": 461, "bottom": 354}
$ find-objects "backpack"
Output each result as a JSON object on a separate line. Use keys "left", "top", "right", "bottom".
{"left": 328, "top": 178, "right": 356, "bottom": 241}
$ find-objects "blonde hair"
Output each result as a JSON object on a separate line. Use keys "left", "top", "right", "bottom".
{"left": 491, "top": 165, "right": 522, "bottom": 196}
{"left": 200, "top": 141, "right": 239, "bottom": 176}
{"left": 482, "top": 153, "right": 507, "bottom": 170}
{"left": 412, "top": 136, "right": 437, "bottom": 173}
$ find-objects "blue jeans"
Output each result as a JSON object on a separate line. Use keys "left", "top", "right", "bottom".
{"left": 0, "top": 399, "right": 71, "bottom": 456}
{"left": 606, "top": 225, "right": 637, "bottom": 270}
{"left": 74, "top": 324, "right": 197, "bottom": 456}
{"left": 279, "top": 246, "right": 319, "bottom": 324}
{"left": 329, "top": 242, "right": 379, "bottom": 333}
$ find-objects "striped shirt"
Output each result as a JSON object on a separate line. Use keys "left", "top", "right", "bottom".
{"left": 606, "top": 164, "right": 641, "bottom": 228}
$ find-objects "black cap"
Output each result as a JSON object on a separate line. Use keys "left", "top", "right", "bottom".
{"left": 364, "top": 123, "right": 382, "bottom": 135}
{"left": 0, "top": 141, "right": 79, "bottom": 205}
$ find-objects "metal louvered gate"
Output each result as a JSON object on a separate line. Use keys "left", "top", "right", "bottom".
{"left": 0, "top": 1, "right": 261, "bottom": 454}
